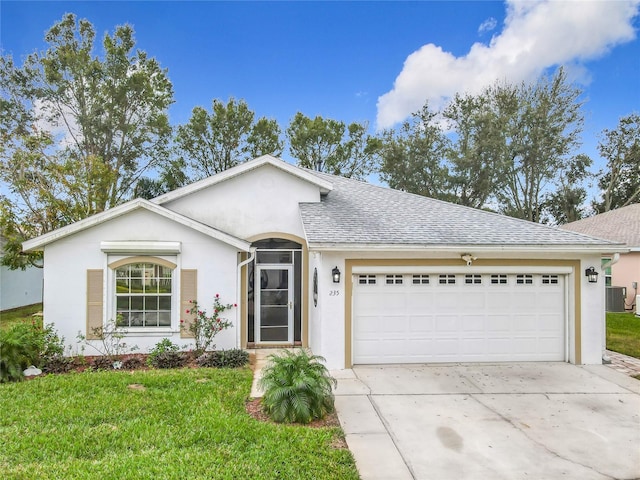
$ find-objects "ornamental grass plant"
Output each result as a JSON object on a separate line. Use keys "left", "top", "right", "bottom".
{"left": 258, "top": 349, "right": 337, "bottom": 424}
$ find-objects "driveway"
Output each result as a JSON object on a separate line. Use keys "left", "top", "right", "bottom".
{"left": 333, "top": 363, "right": 640, "bottom": 480}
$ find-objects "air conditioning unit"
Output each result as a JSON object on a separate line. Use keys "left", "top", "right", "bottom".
{"left": 636, "top": 295, "right": 640, "bottom": 317}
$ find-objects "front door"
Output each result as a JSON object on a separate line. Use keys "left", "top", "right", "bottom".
{"left": 255, "top": 265, "right": 293, "bottom": 343}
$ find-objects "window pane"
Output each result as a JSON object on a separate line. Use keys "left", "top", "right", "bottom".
{"left": 159, "top": 296, "right": 171, "bottom": 310}
{"left": 144, "top": 296, "right": 158, "bottom": 311}
{"left": 158, "top": 279, "right": 172, "bottom": 293}
{"left": 130, "top": 279, "right": 143, "bottom": 293}
{"left": 145, "top": 312, "right": 159, "bottom": 327}
{"left": 131, "top": 296, "right": 143, "bottom": 311}
{"left": 158, "top": 312, "right": 171, "bottom": 326}
{"left": 117, "top": 296, "right": 129, "bottom": 310}
{"left": 130, "top": 312, "right": 143, "bottom": 326}
{"left": 130, "top": 265, "right": 144, "bottom": 278}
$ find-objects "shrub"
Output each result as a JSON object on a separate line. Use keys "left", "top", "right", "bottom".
{"left": 182, "top": 295, "right": 236, "bottom": 354}
{"left": 258, "top": 349, "right": 337, "bottom": 424}
{"left": 41, "top": 355, "right": 72, "bottom": 374}
{"left": 149, "top": 351, "right": 186, "bottom": 369}
{"left": 76, "top": 317, "right": 138, "bottom": 361}
{"left": 91, "top": 356, "right": 114, "bottom": 370}
{"left": 196, "top": 349, "right": 249, "bottom": 368}
{"left": 0, "top": 323, "right": 42, "bottom": 382}
{"left": 121, "top": 356, "right": 144, "bottom": 370}
{"left": 147, "top": 338, "right": 180, "bottom": 367}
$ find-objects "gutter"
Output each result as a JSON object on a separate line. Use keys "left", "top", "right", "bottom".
{"left": 236, "top": 248, "right": 256, "bottom": 349}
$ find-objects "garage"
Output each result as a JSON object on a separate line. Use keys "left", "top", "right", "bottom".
{"left": 352, "top": 270, "right": 567, "bottom": 364}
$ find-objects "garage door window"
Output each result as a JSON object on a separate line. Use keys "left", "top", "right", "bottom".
{"left": 491, "top": 274, "right": 508, "bottom": 284}
{"left": 358, "top": 275, "right": 376, "bottom": 285}
{"left": 386, "top": 275, "right": 403, "bottom": 285}
{"left": 517, "top": 274, "right": 533, "bottom": 285}
{"left": 412, "top": 274, "right": 430, "bottom": 285}
{"left": 439, "top": 274, "right": 456, "bottom": 284}
{"left": 465, "top": 274, "right": 482, "bottom": 285}
{"left": 542, "top": 275, "right": 559, "bottom": 285}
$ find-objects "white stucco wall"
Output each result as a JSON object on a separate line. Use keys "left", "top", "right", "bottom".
{"left": 42, "top": 208, "right": 242, "bottom": 355}
{"left": 162, "top": 164, "right": 321, "bottom": 240}
{"left": 0, "top": 265, "right": 43, "bottom": 311}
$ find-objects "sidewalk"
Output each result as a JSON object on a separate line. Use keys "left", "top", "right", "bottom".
{"left": 606, "top": 350, "right": 640, "bottom": 377}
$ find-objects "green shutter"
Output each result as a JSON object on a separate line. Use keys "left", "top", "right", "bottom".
{"left": 86, "top": 269, "right": 104, "bottom": 340}
{"left": 180, "top": 269, "right": 197, "bottom": 338}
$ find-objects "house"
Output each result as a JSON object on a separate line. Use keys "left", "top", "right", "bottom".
{"left": 22, "top": 155, "right": 625, "bottom": 369}
{"left": 561, "top": 204, "right": 640, "bottom": 313}
{"left": 1, "top": 236, "right": 43, "bottom": 311}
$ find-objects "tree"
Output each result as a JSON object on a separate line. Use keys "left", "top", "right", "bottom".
{"left": 0, "top": 14, "right": 174, "bottom": 268}
{"left": 494, "top": 69, "right": 587, "bottom": 222}
{"left": 175, "top": 98, "right": 283, "bottom": 180}
{"left": 442, "top": 90, "right": 511, "bottom": 208}
{"left": 541, "top": 154, "right": 592, "bottom": 224}
{"left": 593, "top": 113, "right": 640, "bottom": 212}
{"left": 379, "top": 104, "right": 451, "bottom": 199}
{"left": 287, "top": 113, "right": 381, "bottom": 179}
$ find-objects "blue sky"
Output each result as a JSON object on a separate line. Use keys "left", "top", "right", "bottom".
{"left": 1, "top": 0, "right": 639, "bottom": 177}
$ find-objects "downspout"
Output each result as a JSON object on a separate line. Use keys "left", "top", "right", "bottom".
{"left": 237, "top": 248, "right": 256, "bottom": 349}
{"left": 601, "top": 253, "right": 620, "bottom": 364}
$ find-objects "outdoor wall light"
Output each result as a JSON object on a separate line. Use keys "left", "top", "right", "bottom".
{"left": 585, "top": 266, "right": 599, "bottom": 283}
{"left": 332, "top": 266, "right": 341, "bottom": 283}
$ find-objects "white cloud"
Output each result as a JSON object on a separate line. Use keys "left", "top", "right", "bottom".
{"left": 376, "top": 0, "right": 640, "bottom": 129}
{"left": 478, "top": 17, "right": 498, "bottom": 35}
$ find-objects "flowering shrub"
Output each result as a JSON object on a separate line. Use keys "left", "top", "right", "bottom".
{"left": 182, "top": 294, "right": 236, "bottom": 354}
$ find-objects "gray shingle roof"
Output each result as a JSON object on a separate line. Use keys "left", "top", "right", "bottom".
{"left": 560, "top": 203, "right": 640, "bottom": 248}
{"left": 299, "top": 172, "right": 619, "bottom": 248}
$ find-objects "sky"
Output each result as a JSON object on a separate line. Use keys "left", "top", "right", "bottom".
{"left": 1, "top": 0, "right": 640, "bottom": 180}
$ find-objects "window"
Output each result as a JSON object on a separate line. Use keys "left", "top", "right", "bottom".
{"left": 115, "top": 262, "right": 173, "bottom": 327}
{"left": 542, "top": 275, "right": 559, "bottom": 285}
{"left": 439, "top": 274, "right": 456, "bottom": 285}
{"left": 601, "top": 257, "right": 612, "bottom": 287}
{"left": 412, "top": 274, "right": 430, "bottom": 285}
{"left": 491, "top": 274, "right": 507, "bottom": 285}
{"left": 386, "top": 274, "right": 403, "bottom": 285}
{"left": 516, "top": 274, "right": 533, "bottom": 285}
{"left": 358, "top": 275, "right": 376, "bottom": 285}
{"left": 465, "top": 274, "right": 482, "bottom": 285}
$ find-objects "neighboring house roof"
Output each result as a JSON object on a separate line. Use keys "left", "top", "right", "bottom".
{"left": 560, "top": 203, "right": 640, "bottom": 250}
{"left": 151, "top": 154, "right": 333, "bottom": 205}
{"left": 22, "top": 198, "right": 251, "bottom": 252}
{"left": 300, "top": 171, "right": 624, "bottom": 251}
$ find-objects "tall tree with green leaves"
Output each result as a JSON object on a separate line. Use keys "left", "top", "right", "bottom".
{"left": 287, "top": 113, "right": 381, "bottom": 179}
{"left": 494, "top": 69, "right": 587, "bottom": 222}
{"left": 175, "top": 98, "right": 283, "bottom": 181}
{"left": 0, "top": 14, "right": 174, "bottom": 268}
{"left": 379, "top": 104, "right": 451, "bottom": 200}
{"left": 593, "top": 113, "right": 640, "bottom": 212}
{"left": 541, "top": 154, "right": 592, "bottom": 224}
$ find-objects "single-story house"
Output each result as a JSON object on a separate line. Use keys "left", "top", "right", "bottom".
{"left": 1, "top": 236, "right": 43, "bottom": 311}
{"left": 561, "top": 204, "right": 640, "bottom": 313}
{"left": 23, "top": 155, "right": 625, "bottom": 369}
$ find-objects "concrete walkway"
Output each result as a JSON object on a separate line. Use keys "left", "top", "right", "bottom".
{"left": 606, "top": 349, "right": 640, "bottom": 377}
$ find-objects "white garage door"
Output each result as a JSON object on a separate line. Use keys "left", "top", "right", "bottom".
{"left": 353, "top": 272, "right": 566, "bottom": 364}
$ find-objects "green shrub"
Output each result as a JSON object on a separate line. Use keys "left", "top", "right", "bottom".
{"left": 147, "top": 338, "right": 180, "bottom": 367}
{"left": 258, "top": 349, "right": 336, "bottom": 424}
{"left": 0, "top": 323, "right": 41, "bottom": 382}
{"left": 196, "top": 349, "right": 249, "bottom": 368}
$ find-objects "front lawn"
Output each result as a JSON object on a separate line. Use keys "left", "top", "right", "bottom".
{"left": 607, "top": 312, "right": 640, "bottom": 359}
{"left": 0, "top": 368, "right": 358, "bottom": 480}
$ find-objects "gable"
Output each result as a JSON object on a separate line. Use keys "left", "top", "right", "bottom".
{"left": 159, "top": 163, "right": 325, "bottom": 240}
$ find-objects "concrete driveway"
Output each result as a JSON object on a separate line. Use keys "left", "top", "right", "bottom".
{"left": 333, "top": 363, "right": 640, "bottom": 480}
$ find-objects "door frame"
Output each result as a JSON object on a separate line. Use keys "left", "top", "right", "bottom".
{"left": 255, "top": 264, "right": 294, "bottom": 344}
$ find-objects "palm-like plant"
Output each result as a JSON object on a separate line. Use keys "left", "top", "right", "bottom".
{"left": 258, "top": 349, "right": 337, "bottom": 424}
{"left": 0, "top": 324, "right": 40, "bottom": 382}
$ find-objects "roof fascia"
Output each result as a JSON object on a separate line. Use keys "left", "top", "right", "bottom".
{"left": 306, "top": 243, "right": 630, "bottom": 254}
{"left": 152, "top": 155, "right": 333, "bottom": 205}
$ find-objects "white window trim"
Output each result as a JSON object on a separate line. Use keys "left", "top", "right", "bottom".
{"left": 105, "top": 254, "right": 180, "bottom": 335}
{"left": 101, "top": 241, "right": 181, "bottom": 254}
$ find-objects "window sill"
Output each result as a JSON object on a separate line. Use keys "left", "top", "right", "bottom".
{"left": 119, "top": 328, "right": 179, "bottom": 336}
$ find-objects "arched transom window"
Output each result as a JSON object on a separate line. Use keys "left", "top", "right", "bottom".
{"left": 115, "top": 262, "right": 173, "bottom": 328}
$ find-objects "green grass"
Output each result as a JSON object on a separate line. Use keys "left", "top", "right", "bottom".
{"left": 0, "top": 368, "right": 358, "bottom": 480}
{"left": 0, "top": 303, "right": 42, "bottom": 330}
{"left": 607, "top": 312, "right": 640, "bottom": 359}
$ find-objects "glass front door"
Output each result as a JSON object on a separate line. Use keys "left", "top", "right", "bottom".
{"left": 256, "top": 265, "right": 293, "bottom": 343}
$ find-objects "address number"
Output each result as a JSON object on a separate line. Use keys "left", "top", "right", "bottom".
{"left": 329, "top": 290, "right": 340, "bottom": 296}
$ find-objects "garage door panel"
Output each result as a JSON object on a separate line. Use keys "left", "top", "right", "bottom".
{"left": 353, "top": 273, "right": 565, "bottom": 364}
